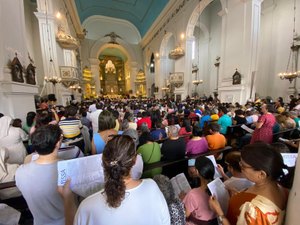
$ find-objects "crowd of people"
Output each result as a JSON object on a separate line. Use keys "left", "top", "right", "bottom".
{"left": 0, "top": 94, "right": 298, "bottom": 225}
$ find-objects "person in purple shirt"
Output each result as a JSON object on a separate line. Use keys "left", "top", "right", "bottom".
{"left": 186, "top": 126, "right": 208, "bottom": 155}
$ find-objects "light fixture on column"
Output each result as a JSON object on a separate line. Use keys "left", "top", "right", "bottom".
{"left": 192, "top": 64, "right": 203, "bottom": 86}
{"left": 278, "top": 0, "right": 300, "bottom": 83}
{"left": 43, "top": 0, "right": 61, "bottom": 86}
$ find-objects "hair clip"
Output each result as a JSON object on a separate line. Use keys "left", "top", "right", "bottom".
{"left": 110, "top": 160, "right": 118, "bottom": 166}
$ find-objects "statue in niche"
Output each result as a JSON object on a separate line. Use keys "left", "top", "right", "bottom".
{"left": 10, "top": 53, "right": 24, "bottom": 83}
{"left": 232, "top": 69, "right": 241, "bottom": 85}
{"left": 26, "top": 53, "right": 36, "bottom": 85}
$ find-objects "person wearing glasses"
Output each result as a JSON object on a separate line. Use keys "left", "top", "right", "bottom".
{"left": 59, "top": 135, "right": 170, "bottom": 225}
{"left": 209, "top": 143, "right": 288, "bottom": 225}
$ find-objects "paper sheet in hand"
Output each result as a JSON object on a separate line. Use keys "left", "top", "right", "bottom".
{"left": 57, "top": 155, "right": 104, "bottom": 198}
{"left": 207, "top": 177, "right": 230, "bottom": 214}
{"left": 281, "top": 153, "right": 298, "bottom": 167}
{"left": 241, "top": 124, "right": 254, "bottom": 134}
{"left": 206, "top": 155, "right": 222, "bottom": 179}
{"left": 170, "top": 173, "right": 191, "bottom": 197}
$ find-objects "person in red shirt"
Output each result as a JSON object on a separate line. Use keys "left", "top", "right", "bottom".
{"left": 137, "top": 112, "right": 152, "bottom": 129}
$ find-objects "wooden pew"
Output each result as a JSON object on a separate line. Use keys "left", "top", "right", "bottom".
{"left": 143, "top": 146, "right": 232, "bottom": 172}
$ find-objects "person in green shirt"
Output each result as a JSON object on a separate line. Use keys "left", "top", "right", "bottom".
{"left": 137, "top": 132, "right": 162, "bottom": 178}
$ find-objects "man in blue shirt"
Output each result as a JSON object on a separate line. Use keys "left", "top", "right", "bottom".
{"left": 217, "top": 106, "right": 232, "bottom": 134}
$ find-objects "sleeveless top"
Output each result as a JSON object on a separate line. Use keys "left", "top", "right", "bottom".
{"left": 93, "top": 133, "right": 106, "bottom": 154}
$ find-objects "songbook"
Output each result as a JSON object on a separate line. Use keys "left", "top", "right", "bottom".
{"left": 241, "top": 124, "right": 254, "bottom": 134}
{"left": 170, "top": 173, "right": 191, "bottom": 197}
{"left": 57, "top": 155, "right": 104, "bottom": 198}
{"left": 206, "top": 155, "right": 222, "bottom": 179}
{"left": 207, "top": 177, "right": 230, "bottom": 214}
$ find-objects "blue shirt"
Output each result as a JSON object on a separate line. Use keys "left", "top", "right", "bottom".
{"left": 200, "top": 115, "right": 211, "bottom": 129}
{"left": 218, "top": 114, "right": 232, "bottom": 134}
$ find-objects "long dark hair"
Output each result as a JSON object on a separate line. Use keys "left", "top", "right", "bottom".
{"left": 241, "top": 143, "right": 286, "bottom": 181}
{"left": 26, "top": 111, "right": 36, "bottom": 127}
{"left": 102, "top": 135, "right": 136, "bottom": 208}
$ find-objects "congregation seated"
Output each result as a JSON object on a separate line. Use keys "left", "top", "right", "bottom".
{"left": 2, "top": 95, "right": 300, "bottom": 225}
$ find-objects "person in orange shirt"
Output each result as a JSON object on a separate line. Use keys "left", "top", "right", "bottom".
{"left": 205, "top": 123, "right": 226, "bottom": 150}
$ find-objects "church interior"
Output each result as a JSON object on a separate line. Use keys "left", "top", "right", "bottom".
{"left": 0, "top": 0, "right": 299, "bottom": 119}
{"left": 1, "top": 1, "right": 300, "bottom": 224}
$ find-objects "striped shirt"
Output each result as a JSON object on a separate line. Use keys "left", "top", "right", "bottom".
{"left": 59, "top": 118, "right": 82, "bottom": 139}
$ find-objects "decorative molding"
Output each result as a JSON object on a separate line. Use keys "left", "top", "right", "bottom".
{"left": 141, "top": 0, "right": 191, "bottom": 49}
{"left": 63, "top": 0, "right": 84, "bottom": 39}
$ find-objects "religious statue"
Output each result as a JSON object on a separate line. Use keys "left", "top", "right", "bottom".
{"left": 10, "top": 53, "right": 24, "bottom": 83}
{"left": 232, "top": 69, "right": 242, "bottom": 85}
{"left": 26, "top": 53, "right": 36, "bottom": 85}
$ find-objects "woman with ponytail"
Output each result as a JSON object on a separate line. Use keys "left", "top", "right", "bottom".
{"left": 209, "top": 142, "right": 288, "bottom": 225}
{"left": 59, "top": 135, "right": 170, "bottom": 225}
{"left": 182, "top": 156, "right": 218, "bottom": 225}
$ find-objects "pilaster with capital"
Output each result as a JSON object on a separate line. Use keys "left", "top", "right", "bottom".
{"left": 130, "top": 62, "right": 138, "bottom": 95}
{"left": 218, "top": 0, "right": 263, "bottom": 104}
{"left": 89, "top": 58, "right": 100, "bottom": 96}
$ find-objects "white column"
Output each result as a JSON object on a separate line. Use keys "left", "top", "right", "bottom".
{"left": 184, "top": 36, "right": 195, "bottom": 98}
{"left": 89, "top": 58, "right": 100, "bottom": 96}
{"left": 0, "top": 0, "right": 38, "bottom": 120}
{"left": 34, "top": 0, "right": 60, "bottom": 99}
{"left": 130, "top": 61, "right": 138, "bottom": 95}
{"left": 218, "top": 0, "right": 263, "bottom": 104}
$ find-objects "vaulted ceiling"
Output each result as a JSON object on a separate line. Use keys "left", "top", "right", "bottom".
{"left": 74, "top": 0, "right": 169, "bottom": 37}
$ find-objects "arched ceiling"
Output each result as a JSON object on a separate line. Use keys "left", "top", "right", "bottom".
{"left": 100, "top": 48, "right": 128, "bottom": 62}
{"left": 74, "top": 0, "right": 169, "bottom": 37}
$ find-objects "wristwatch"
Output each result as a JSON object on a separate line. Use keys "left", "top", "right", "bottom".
{"left": 218, "top": 215, "right": 226, "bottom": 224}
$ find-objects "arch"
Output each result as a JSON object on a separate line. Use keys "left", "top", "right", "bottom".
{"left": 82, "top": 15, "right": 141, "bottom": 44}
{"left": 186, "top": 0, "right": 214, "bottom": 39}
{"left": 90, "top": 38, "right": 137, "bottom": 63}
{"left": 159, "top": 32, "right": 174, "bottom": 58}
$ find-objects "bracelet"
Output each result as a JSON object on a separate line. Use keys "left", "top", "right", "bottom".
{"left": 218, "top": 215, "right": 226, "bottom": 223}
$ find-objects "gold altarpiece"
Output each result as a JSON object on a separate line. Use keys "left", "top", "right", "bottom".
{"left": 99, "top": 56, "right": 126, "bottom": 95}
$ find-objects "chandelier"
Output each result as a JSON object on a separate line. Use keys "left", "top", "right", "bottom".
{"left": 105, "top": 60, "right": 116, "bottom": 74}
{"left": 278, "top": 0, "right": 300, "bottom": 83}
{"left": 169, "top": 46, "right": 185, "bottom": 60}
{"left": 43, "top": 1, "right": 61, "bottom": 86}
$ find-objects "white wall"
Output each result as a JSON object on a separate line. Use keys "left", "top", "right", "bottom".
{"left": 257, "top": 0, "right": 300, "bottom": 101}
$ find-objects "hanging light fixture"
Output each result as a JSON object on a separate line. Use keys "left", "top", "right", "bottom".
{"left": 278, "top": 0, "right": 300, "bottom": 83}
{"left": 105, "top": 60, "right": 116, "bottom": 74}
{"left": 43, "top": 0, "right": 61, "bottom": 86}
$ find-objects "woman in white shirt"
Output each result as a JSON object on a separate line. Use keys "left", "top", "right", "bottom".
{"left": 59, "top": 135, "right": 170, "bottom": 225}
{"left": 0, "top": 116, "right": 28, "bottom": 164}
